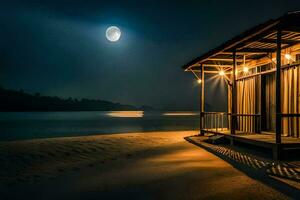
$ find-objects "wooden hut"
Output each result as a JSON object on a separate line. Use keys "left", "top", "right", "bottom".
{"left": 182, "top": 11, "right": 300, "bottom": 159}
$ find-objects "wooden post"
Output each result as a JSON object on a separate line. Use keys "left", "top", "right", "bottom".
{"left": 275, "top": 28, "right": 282, "bottom": 145}
{"left": 200, "top": 64, "right": 205, "bottom": 135}
{"left": 261, "top": 74, "right": 266, "bottom": 132}
{"left": 231, "top": 50, "right": 237, "bottom": 135}
{"left": 201, "top": 65, "right": 205, "bottom": 112}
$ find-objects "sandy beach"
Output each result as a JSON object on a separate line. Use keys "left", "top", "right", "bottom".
{"left": 0, "top": 131, "right": 290, "bottom": 199}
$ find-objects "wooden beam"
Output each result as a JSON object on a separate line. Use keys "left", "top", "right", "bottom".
{"left": 187, "top": 64, "right": 234, "bottom": 70}
{"left": 259, "top": 38, "right": 299, "bottom": 45}
{"left": 281, "top": 113, "right": 300, "bottom": 117}
{"left": 202, "top": 64, "right": 233, "bottom": 68}
{"left": 229, "top": 48, "right": 276, "bottom": 53}
{"left": 200, "top": 64, "right": 205, "bottom": 136}
{"left": 244, "top": 56, "right": 273, "bottom": 69}
{"left": 191, "top": 69, "right": 200, "bottom": 80}
{"left": 185, "top": 21, "right": 280, "bottom": 70}
{"left": 236, "top": 68, "right": 276, "bottom": 81}
{"left": 189, "top": 69, "right": 232, "bottom": 73}
{"left": 275, "top": 28, "right": 282, "bottom": 146}
{"left": 235, "top": 60, "right": 300, "bottom": 81}
{"left": 231, "top": 50, "right": 237, "bottom": 135}
{"left": 226, "top": 30, "right": 278, "bottom": 52}
{"left": 219, "top": 52, "right": 266, "bottom": 55}
{"left": 199, "top": 65, "right": 202, "bottom": 135}
{"left": 207, "top": 58, "right": 245, "bottom": 62}
{"left": 201, "top": 66, "right": 205, "bottom": 112}
{"left": 261, "top": 73, "right": 266, "bottom": 132}
{"left": 283, "top": 26, "right": 300, "bottom": 33}
{"left": 281, "top": 61, "right": 300, "bottom": 69}
{"left": 203, "top": 71, "right": 221, "bottom": 74}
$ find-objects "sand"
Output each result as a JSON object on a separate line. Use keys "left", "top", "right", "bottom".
{"left": 0, "top": 131, "right": 290, "bottom": 199}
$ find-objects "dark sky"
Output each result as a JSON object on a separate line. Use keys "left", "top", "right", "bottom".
{"left": 1, "top": 0, "right": 300, "bottom": 110}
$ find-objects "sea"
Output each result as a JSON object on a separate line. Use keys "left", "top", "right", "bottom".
{"left": 0, "top": 111, "right": 200, "bottom": 141}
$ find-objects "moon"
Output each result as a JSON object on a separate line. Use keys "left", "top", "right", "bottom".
{"left": 106, "top": 26, "right": 121, "bottom": 42}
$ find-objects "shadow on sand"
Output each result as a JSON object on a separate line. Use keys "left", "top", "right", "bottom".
{"left": 185, "top": 136, "right": 300, "bottom": 199}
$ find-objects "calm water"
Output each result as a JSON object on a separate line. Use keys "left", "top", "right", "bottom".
{"left": 0, "top": 111, "right": 200, "bottom": 141}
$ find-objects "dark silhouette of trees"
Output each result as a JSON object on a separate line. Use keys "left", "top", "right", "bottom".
{"left": 0, "top": 87, "right": 153, "bottom": 111}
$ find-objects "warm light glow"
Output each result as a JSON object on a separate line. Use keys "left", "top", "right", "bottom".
{"left": 219, "top": 70, "right": 225, "bottom": 76}
{"left": 197, "top": 79, "right": 202, "bottom": 84}
{"left": 231, "top": 70, "right": 238, "bottom": 75}
{"left": 163, "top": 112, "right": 198, "bottom": 116}
{"left": 243, "top": 67, "right": 249, "bottom": 73}
{"left": 106, "top": 111, "right": 143, "bottom": 118}
{"left": 284, "top": 53, "right": 291, "bottom": 60}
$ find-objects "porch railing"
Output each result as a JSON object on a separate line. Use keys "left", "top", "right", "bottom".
{"left": 202, "top": 112, "right": 230, "bottom": 132}
{"left": 234, "top": 114, "right": 261, "bottom": 133}
{"left": 202, "top": 112, "right": 261, "bottom": 133}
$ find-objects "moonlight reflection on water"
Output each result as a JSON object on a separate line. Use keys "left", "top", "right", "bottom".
{"left": 0, "top": 111, "right": 200, "bottom": 141}
{"left": 106, "top": 111, "right": 144, "bottom": 118}
{"left": 163, "top": 112, "right": 198, "bottom": 116}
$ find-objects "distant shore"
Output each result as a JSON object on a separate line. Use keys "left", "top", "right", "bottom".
{"left": 0, "top": 87, "right": 154, "bottom": 112}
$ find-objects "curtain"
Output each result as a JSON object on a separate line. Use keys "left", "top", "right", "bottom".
{"left": 228, "top": 65, "right": 299, "bottom": 137}
{"left": 281, "top": 66, "right": 300, "bottom": 137}
{"left": 265, "top": 73, "right": 276, "bottom": 132}
{"left": 228, "top": 84, "right": 232, "bottom": 130}
{"left": 236, "top": 76, "right": 260, "bottom": 133}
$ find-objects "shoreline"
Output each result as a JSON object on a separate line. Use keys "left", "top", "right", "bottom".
{"left": 0, "top": 130, "right": 289, "bottom": 200}
{"left": 0, "top": 130, "right": 197, "bottom": 186}
{"left": 0, "top": 128, "right": 200, "bottom": 142}
{"left": 0, "top": 111, "right": 200, "bottom": 141}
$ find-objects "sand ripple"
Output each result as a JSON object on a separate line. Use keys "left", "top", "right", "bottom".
{"left": 0, "top": 131, "right": 194, "bottom": 185}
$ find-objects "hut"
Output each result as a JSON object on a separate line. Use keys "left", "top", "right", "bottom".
{"left": 182, "top": 11, "right": 300, "bottom": 159}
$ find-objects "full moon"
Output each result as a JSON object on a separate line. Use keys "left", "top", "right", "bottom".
{"left": 106, "top": 26, "right": 121, "bottom": 42}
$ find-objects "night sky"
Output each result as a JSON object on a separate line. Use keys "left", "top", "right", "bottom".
{"left": 1, "top": 0, "right": 300, "bottom": 110}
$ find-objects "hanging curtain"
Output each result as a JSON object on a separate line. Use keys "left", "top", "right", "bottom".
{"left": 236, "top": 76, "right": 260, "bottom": 133}
{"left": 228, "top": 84, "right": 232, "bottom": 130}
{"left": 281, "top": 66, "right": 300, "bottom": 138}
{"left": 265, "top": 73, "right": 276, "bottom": 132}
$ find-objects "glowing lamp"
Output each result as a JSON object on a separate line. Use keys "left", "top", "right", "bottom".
{"left": 197, "top": 79, "right": 202, "bottom": 84}
{"left": 284, "top": 53, "right": 291, "bottom": 60}
{"left": 219, "top": 70, "right": 225, "bottom": 76}
{"left": 243, "top": 67, "right": 249, "bottom": 73}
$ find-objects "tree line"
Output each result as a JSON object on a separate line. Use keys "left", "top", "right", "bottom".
{"left": 0, "top": 86, "right": 153, "bottom": 111}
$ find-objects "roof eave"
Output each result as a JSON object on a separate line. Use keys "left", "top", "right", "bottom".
{"left": 180, "top": 13, "right": 300, "bottom": 71}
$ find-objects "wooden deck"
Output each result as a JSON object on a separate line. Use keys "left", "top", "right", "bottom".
{"left": 203, "top": 129, "right": 300, "bottom": 159}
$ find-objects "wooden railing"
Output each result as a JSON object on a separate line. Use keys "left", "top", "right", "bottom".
{"left": 281, "top": 113, "right": 300, "bottom": 136}
{"left": 281, "top": 113, "right": 300, "bottom": 117}
{"left": 202, "top": 112, "right": 261, "bottom": 133}
{"left": 234, "top": 114, "right": 261, "bottom": 133}
{"left": 202, "top": 112, "right": 230, "bottom": 132}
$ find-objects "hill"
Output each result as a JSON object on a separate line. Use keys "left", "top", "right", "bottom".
{"left": 0, "top": 87, "right": 153, "bottom": 111}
